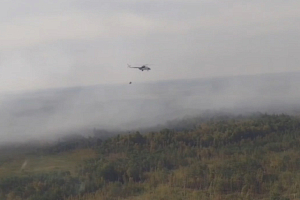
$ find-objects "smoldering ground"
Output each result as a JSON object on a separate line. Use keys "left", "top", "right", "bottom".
{"left": 0, "top": 71, "right": 300, "bottom": 144}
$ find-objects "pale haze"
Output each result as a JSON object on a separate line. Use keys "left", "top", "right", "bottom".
{"left": 0, "top": 0, "right": 299, "bottom": 92}
{"left": 0, "top": 0, "right": 300, "bottom": 143}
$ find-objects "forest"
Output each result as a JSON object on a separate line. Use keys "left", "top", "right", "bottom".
{"left": 0, "top": 113, "right": 300, "bottom": 200}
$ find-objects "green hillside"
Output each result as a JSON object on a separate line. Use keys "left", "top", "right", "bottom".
{"left": 1, "top": 114, "right": 300, "bottom": 200}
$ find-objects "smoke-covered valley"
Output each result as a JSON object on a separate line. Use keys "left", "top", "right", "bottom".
{"left": 0, "top": 71, "right": 300, "bottom": 144}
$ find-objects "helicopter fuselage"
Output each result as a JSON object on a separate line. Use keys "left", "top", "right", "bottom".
{"left": 139, "top": 66, "right": 151, "bottom": 71}
{"left": 128, "top": 64, "right": 151, "bottom": 71}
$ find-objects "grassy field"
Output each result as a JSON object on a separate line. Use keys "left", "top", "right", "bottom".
{"left": 0, "top": 148, "right": 97, "bottom": 178}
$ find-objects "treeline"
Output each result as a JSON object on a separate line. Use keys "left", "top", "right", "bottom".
{"left": 1, "top": 114, "right": 300, "bottom": 199}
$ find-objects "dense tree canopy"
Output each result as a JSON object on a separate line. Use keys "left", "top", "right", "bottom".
{"left": 1, "top": 114, "right": 300, "bottom": 199}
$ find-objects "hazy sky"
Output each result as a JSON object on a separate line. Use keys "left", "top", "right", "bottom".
{"left": 1, "top": 0, "right": 300, "bottom": 92}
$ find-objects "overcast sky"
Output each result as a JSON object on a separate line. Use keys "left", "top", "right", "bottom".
{"left": 0, "top": 0, "right": 300, "bottom": 92}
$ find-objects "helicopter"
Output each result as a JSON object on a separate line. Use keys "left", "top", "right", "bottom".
{"left": 127, "top": 64, "right": 151, "bottom": 71}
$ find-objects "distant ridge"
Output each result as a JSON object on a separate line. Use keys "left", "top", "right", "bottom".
{"left": 1, "top": 71, "right": 300, "bottom": 143}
